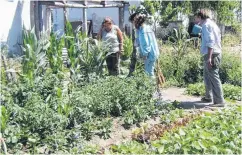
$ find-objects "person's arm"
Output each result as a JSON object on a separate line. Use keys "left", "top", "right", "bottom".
{"left": 97, "top": 27, "right": 103, "bottom": 41}
{"left": 116, "top": 27, "right": 124, "bottom": 53}
{"left": 139, "top": 29, "right": 151, "bottom": 59}
{"left": 203, "top": 24, "right": 215, "bottom": 68}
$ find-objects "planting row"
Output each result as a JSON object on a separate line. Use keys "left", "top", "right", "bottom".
{"left": 100, "top": 104, "right": 241, "bottom": 154}
{"left": 1, "top": 71, "right": 178, "bottom": 154}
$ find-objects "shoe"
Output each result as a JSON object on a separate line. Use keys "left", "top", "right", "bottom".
{"left": 201, "top": 97, "right": 212, "bottom": 102}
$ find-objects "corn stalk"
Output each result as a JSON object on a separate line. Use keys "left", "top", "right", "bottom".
{"left": 168, "top": 27, "right": 195, "bottom": 80}
{"left": 77, "top": 38, "right": 111, "bottom": 82}
{"left": 22, "top": 27, "right": 50, "bottom": 84}
{"left": 122, "top": 34, "right": 133, "bottom": 60}
{"left": 47, "top": 32, "right": 64, "bottom": 74}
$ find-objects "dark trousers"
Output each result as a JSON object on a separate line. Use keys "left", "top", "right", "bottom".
{"left": 106, "top": 53, "right": 119, "bottom": 75}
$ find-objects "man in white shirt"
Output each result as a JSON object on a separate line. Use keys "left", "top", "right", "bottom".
{"left": 194, "top": 9, "right": 225, "bottom": 107}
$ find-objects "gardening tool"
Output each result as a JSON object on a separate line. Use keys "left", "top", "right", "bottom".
{"left": 156, "top": 59, "right": 165, "bottom": 88}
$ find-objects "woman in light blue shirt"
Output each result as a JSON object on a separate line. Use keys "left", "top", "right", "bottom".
{"left": 129, "top": 13, "right": 160, "bottom": 77}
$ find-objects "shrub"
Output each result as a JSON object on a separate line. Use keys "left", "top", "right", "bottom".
{"left": 78, "top": 73, "right": 157, "bottom": 117}
{"left": 159, "top": 43, "right": 240, "bottom": 87}
{"left": 219, "top": 52, "right": 241, "bottom": 86}
{"left": 186, "top": 83, "right": 241, "bottom": 101}
{"left": 159, "top": 47, "right": 203, "bottom": 86}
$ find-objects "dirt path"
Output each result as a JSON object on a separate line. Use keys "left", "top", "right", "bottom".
{"left": 161, "top": 87, "right": 213, "bottom": 109}
{"left": 86, "top": 87, "right": 223, "bottom": 148}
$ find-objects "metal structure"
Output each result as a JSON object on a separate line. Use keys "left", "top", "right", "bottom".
{"left": 31, "top": 0, "right": 129, "bottom": 37}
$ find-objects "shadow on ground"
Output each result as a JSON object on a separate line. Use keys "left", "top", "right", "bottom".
{"left": 178, "top": 101, "right": 212, "bottom": 109}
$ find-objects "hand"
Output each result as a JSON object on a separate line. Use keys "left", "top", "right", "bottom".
{"left": 118, "top": 50, "right": 123, "bottom": 56}
{"left": 207, "top": 58, "right": 212, "bottom": 69}
{"left": 143, "top": 56, "right": 147, "bottom": 60}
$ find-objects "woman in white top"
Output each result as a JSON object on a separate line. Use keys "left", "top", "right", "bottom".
{"left": 97, "top": 17, "right": 123, "bottom": 76}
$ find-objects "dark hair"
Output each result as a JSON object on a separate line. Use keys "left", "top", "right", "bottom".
{"left": 133, "top": 14, "right": 147, "bottom": 29}
{"left": 194, "top": 9, "right": 211, "bottom": 20}
{"left": 129, "top": 13, "right": 137, "bottom": 22}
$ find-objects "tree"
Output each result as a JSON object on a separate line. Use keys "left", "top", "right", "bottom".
{"left": 142, "top": 0, "right": 240, "bottom": 26}
{"left": 190, "top": 1, "right": 240, "bottom": 25}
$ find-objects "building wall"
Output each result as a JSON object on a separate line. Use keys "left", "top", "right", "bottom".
{"left": 0, "top": 0, "right": 31, "bottom": 55}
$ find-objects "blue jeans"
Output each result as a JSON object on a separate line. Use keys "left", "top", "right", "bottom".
{"left": 144, "top": 59, "right": 155, "bottom": 77}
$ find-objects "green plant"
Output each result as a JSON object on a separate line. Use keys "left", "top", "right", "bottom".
{"left": 22, "top": 28, "right": 50, "bottom": 84}
{"left": 96, "top": 118, "right": 112, "bottom": 139}
{"left": 151, "top": 105, "right": 242, "bottom": 154}
{"left": 219, "top": 52, "right": 241, "bottom": 86}
{"left": 22, "top": 27, "right": 37, "bottom": 84}
{"left": 167, "top": 28, "right": 196, "bottom": 85}
{"left": 122, "top": 34, "right": 133, "bottom": 60}
{"left": 75, "top": 38, "right": 111, "bottom": 83}
{"left": 159, "top": 44, "right": 202, "bottom": 86}
{"left": 186, "top": 83, "right": 241, "bottom": 101}
{"left": 109, "top": 105, "right": 242, "bottom": 154}
{"left": 47, "top": 32, "right": 64, "bottom": 74}
{"left": 65, "top": 21, "right": 76, "bottom": 68}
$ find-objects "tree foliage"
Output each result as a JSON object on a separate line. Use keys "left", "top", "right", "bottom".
{"left": 142, "top": 0, "right": 241, "bottom": 25}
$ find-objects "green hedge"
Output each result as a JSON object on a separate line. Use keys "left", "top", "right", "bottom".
{"left": 159, "top": 46, "right": 241, "bottom": 87}
{"left": 186, "top": 83, "right": 241, "bottom": 101}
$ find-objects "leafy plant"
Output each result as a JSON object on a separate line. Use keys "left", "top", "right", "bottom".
{"left": 122, "top": 34, "right": 133, "bottom": 60}
{"left": 219, "top": 51, "right": 241, "bottom": 86}
{"left": 65, "top": 21, "right": 76, "bottom": 68}
{"left": 109, "top": 105, "right": 242, "bottom": 154}
{"left": 163, "top": 28, "right": 198, "bottom": 85}
{"left": 76, "top": 38, "right": 111, "bottom": 82}
{"left": 22, "top": 28, "right": 50, "bottom": 84}
{"left": 47, "top": 32, "right": 64, "bottom": 74}
{"left": 96, "top": 118, "right": 113, "bottom": 139}
{"left": 150, "top": 105, "right": 242, "bottom": 154}
{"left": 186, "top": 83, "right": 241, "bottom": 101}
{"left": 21, "top": 27, "right": 37, "bottom": 84}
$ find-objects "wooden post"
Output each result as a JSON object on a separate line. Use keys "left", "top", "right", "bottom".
{"left": 34, "top": 1, "right": 40, "bottom": 39}
{"left": 30, "top": 1, "right": 35, "bottom": 30}
{"left": 119, "top": 5, "right": 124, "bottom": 32}
{"left": 45, "top": 7, "right": 52, "bottom": 35}
{"left": 83, "top": 0, "right": 88, "bottom": 35}
{"left": 64, "top": 7, "right": 68, "bottom": 30}
{"left": 1, "top": 54, "right": 11, "bottom": 83}
{"left": 38, "top": 3, "right": 43, "bottom": 33}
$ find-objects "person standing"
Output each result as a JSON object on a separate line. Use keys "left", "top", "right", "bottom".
{"left": 97, "top": 17, "right": 123, "bottom": 75}
{"left": 129, "top": 13, "right": 160, "bottom": 77}
{"left": 194, "top": 9, "right": 225, "bottom": 107}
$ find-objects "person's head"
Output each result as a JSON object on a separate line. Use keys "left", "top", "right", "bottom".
{"left": 129, "top": 13, "right": 147, "bottom": 29}
{"left": 194, "top": 9, "right": 212, "bottom": 23}
{"left": 103, "top": 17, "right": 113, "bottom": 31}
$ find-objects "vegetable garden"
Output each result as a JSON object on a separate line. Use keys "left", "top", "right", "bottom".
{"left": 1, "top": 1, "right": 242, "bottom": 154}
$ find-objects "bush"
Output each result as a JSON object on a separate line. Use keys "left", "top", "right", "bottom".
{"left": 79, "top": 73, "right": 157, "bottom": 118}
{"left": 219, "top": 52, "right": 241, "bottom": 86}
{"left": 159, "top": 43, "right": 241, "bottom": 87}
{"left": 186, "top": 83, "right": 241, "bottom": 101}
{"left": 159, "top": 47, "right": 203, "bottom": 86}
{"left": 1, "top": 72, "right": 161, "bottom": 153}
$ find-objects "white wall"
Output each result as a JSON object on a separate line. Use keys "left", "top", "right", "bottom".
{"left": 0, "top": 0, "right": 31, "bottom": 55}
